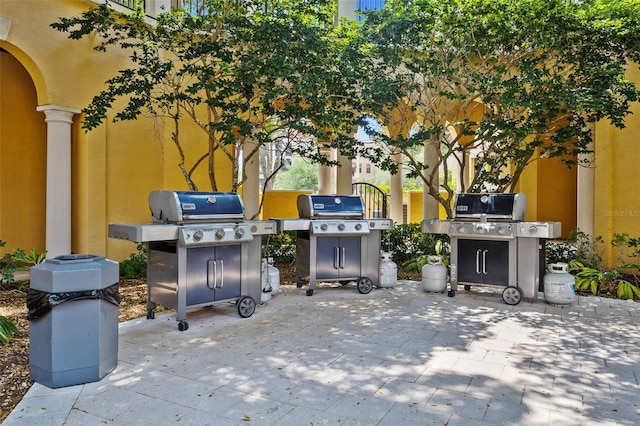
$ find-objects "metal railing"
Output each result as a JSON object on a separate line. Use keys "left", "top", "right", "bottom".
{"left": 352, "top": 182, "right": 388, "bottom": 218}
{"left": 113, "top": 0, "right": 139, "bottom": 8}
{"left": 111, "top": 1, "right": 209, "bottom": 17}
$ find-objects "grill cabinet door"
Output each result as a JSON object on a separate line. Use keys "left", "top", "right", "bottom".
{"left": 186, "top": 245, "right": 242, "bottom": 306}
{"left": 316, "top": 237, "right": 340, "bottom": 280}
{"left": 315, "top": 236, "right": 361, "bottom": 280}
{"left": 457, "top": 239, "right": 509, "bottom": 286}
{"left": 338, "top": 236, "right": 361, "bottom": 279}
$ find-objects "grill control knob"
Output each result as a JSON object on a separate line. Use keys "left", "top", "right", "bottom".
{"left": 215, "top": 228, "right": 226, "bottom": 239}
{"left": 528, "top": 225, "right": 538, "bottom": 235}
{"left": 355, "top": 223, "right": 362, "bottom": 231}
{"left": 457, "top": 224, "right": 465, "bottom": 233}
{"left": 235, "top": 228, "right": 245, "bottom": 238}
{"left": 338, "top": 223, "right": 346, "bottom": 231}
{"left": 193, "top": 230, "right": 204, "bottom": 241}
{"left": 320, "top": 223, "right": 328, "bottom": 231}
{"left": 496, "top": 225, "right": 505, "bottom": 235}
{"left": 476, "top": 225, "right": 485, "bottom": 234}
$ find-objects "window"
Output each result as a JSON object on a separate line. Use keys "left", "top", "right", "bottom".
{"left": 366, "top": 164, "right": 371, "bottom": 174}
{"left": 356, "top": 0, "right": 385, "bottom": 22}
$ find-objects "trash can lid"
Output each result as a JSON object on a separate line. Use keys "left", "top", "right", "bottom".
{"left": 47, "top": 254, "right": 106, "bottom": 264}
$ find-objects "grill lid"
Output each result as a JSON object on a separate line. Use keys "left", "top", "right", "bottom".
{"left": 297, "top": 194, "right": 365, "bottom": 219}
{"left": 453, "top": 193, "right": 527, "bottom": 221}
{"left": 149, "top": 190, "right": 245, "bottom": 224}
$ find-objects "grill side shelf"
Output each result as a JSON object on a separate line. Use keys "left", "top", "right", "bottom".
{"left": 108, "top": 223, "right": 179, "bottom": 243}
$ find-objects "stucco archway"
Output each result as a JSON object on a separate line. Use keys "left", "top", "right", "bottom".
{"left": 0, "top": 48, "right": 46, "bottom": 254}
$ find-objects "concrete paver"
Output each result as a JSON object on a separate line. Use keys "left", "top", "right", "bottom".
{"left": 4, "top": 280, "right": 640, "bottom": 425}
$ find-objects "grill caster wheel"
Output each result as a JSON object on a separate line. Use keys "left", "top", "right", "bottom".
{"left": 464, "top": 285, "right": 471, "bottom": 291}
{"left": 448, "top": 290, "right": 455, "bottom": 297}
{"left": 296, "top": 279, "right": 304, "bottom": 289}
{"left": 306, "top": 289, "right": 314, "bottom": 296}
{"left": 178, "top": 320, "right": 189, "bottom": 331}
{"left": 147, "top": 309, "right": 155, "bottom": 319}
{"left": 237, "top": 296, "right": 256, "bottom": 318}
{"left": 357, "top": 277, "right": 374, "bottom": 294}
{"left": 502, "top": 286, "right": 523, "bottom": 305}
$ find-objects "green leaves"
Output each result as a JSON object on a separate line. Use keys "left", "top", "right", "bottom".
{"left": 361, "top": 0, "right": 640, "bottom": 215}
{"left": 52, "top": 0, "right": 365, "bottom": 193}
{"left": 0, "top": 316, "right": 18, "bottom": 345}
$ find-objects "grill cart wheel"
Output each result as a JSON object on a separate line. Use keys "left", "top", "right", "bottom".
{"left": 502, "top": 286, "right": 523, "bottom": 305}
{"left": 178, "top": 320, "right": 189, "bottom": 331}
{"left": 448, "top": 290, "right": 455, "bottom": 297}
{"left": 237, "top": 296, "right": 256, "bottom": 318}
{"left": 464, "top": 285, "right": 471, "bottom": 291}
{"left": 357, "top": 277, "right": 374, "bottom": 294}
{"left": 296, "top": 279, "right": 304, "bottom": 289}
{"left": 147, "top": 309, "right": 155, "bottom": 319}
{"left": 306, "top": 289, "right": 314, "bottom": 296}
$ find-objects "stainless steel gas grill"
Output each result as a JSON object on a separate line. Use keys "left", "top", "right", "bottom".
{"left": 109, "top": 190, "right": 276, "bottom": 331}
{"left": 422, "top": 193, "right": 561, "bottom": 305}
{"left": 273, "top": 194, "right": 392, "bottom": 296}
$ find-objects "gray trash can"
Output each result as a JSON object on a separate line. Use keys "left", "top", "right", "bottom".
{"left": 27, "top": 254, "right": 120, "bottom": 388}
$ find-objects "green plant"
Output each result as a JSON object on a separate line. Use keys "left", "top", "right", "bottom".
{"left": 617, "top": 279, "right": 640, "bottom": 300}
{"left": 0, "top": 241, "right": 17, "bottom": 286}
{"left": 402, "top": 239, "right": 448, "bottom": 273}
{"left": 565, "top": 228, "right": 603, "bottom": 269}
{"left": 263, "top": 231, "right": 296, "bottom": 264}
{"left": 119, "top": 243, "right": 147, "bottom": 279}
{"left": 381, "top": 224, "right": 449, "bottom": 263}
{"left": 570, "top": 260, "right": 605, "bottom": 295}
{"left": 611, "top": 233, "right": 640, "bottom": 270}
{"left": 1, "top": 244, "right": 47, "bottom": 290}
{"left": 0, "top": 315, "right": 18, "bottom": 345}
{"left": 569, "top": 259, "right": 640, "bottom": 300}
{"left": 545, "top": 240, "right": 577, "bottom": 265}
{"left": 609, "top": 233, "right": 640, "bottom": 299}
{"left": 11, "top": 247, "right": 47, "bottom": 267}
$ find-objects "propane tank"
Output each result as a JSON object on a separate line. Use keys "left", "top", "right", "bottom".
{"left": 544, "top": 262, "right": 576, "bottom": 305}
{"left": 261, "top": 257, "right": 280, "bottom": 302}
{"left": 422, "top": 255, "right": 448, "bottom": 293}
{"left": 378, "top": 251, "right": 397, "bottom": 288}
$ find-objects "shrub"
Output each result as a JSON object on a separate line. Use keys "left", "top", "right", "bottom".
{"left": 263, "top": 231, "right": 296, "bottom": 263}
{"left": 545, "top": 240, "right": 577, "bottom": 265}
{"left": 381, "top": 223, "right": 449, "bottom": 263}
{"left": 565, "top": 228, "right": 603, "bottom": 269}
{"left": 0, "top": 315, "right": 18, "bottom": 345}
{"left": 1, "top": 242, "right": 47, "bottom": 291}
{"left": 119, "top": 243, "right": 147, "bottom": 279}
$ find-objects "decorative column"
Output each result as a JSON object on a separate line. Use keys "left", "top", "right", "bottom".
{"left": 242, "top": 141, "right": 261, "bottom": 220}
{"left": 577, "top": 142, "right": 595, "bottom": 236}
{"left": 423, "top": 141, "right": 440, "bottom": 219}
{"left": 390, "top": 153, "right": 404, "bottom": 224}
{"left": 336, "top": 151, "right": 353, "bottom": 195}
{"left": 36, "top": 105, "right": 80, "bottom": 258}
{"left": 336, "top": 127, "right": 357, "bottom": 196}
{"left": 317, "top": 145, "right": 334, "bottom": 195}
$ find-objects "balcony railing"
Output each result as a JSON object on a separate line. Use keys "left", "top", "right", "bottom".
{"left": 111, "top": 1, "right": 209, "bottom": 17}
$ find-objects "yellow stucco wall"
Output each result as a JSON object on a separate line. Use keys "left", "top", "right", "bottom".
{"left": 0, "top": 1, "right": 239, "bottom": 261}
{"left": 0, "top": 51, "right": 46, "bottom": 253}
{"left": 593, "top": 65, "right": 640, "bottom": 267}
{"left": 260, "top": 190, "right": 313, "bottom": 220}
{"left": 407, "top": 191, "right": 449, "bottom": 223}
{"left": 517, "top": 157, "right": 577, "bottom": 239}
